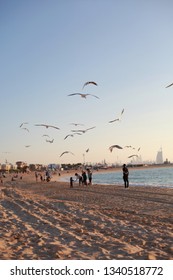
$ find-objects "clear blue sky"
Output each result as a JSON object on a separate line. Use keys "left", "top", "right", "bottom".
{"left": 1, "top": 0, "right": 173, "bottom": 165}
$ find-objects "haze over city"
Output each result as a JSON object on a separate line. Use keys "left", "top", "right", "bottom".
{"left": 1, "top": 0, "right": 173, "bottom": 165}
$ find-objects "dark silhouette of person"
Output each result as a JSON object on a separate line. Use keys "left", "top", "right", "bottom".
{"left": 70, "top": 177, "right": 74, "bottom": 188}
{"left": 75, "top": 173, "right": 82, "bottom": 186}
{"left": 87, "top": 168, "right": 92, "bottom": 185}
{"left": 122, "top": 164, "right": 129, "bottom": 188}
{"left": 82, "top": 171, "right": 87, "bottom": 186}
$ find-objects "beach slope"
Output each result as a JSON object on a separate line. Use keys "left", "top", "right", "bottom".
{"left": 0, "top": 174, "right": 173, "bottom": 260}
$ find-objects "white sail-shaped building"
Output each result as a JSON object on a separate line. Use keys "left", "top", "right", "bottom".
{"left": 156, "top": 148, "right": 163, "bottom": 164}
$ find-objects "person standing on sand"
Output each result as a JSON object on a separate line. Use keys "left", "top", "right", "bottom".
{"left": 122, "top": 164, "right": 129, "bottom": 188}
{"left": 87, "top": 168, "right": 92, "bottom": 185}
{"left": 82, "top": 171, "right": 87, "bottom": 186}
{"left": 35, "top": 171, "right": 38, "bottom": 182}
{"left": 70, "top": 177, "right": 74, "bottom": 188}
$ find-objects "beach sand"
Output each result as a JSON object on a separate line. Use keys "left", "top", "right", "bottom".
{"left": 0, "top": 171, "right": 173, "bottom": 260}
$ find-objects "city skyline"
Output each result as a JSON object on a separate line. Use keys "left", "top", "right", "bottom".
{"left": 0, "top": 148, "right": 168, "bottom": 167}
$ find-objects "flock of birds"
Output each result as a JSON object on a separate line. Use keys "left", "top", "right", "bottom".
{"left": 18, "top": 80, "right": 173, "bottom": 162}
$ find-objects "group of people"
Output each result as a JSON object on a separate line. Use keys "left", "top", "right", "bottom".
{"left": 70, "top": 169, "right": 92, "bottom": 188}
{"left": 35, "top": 170, "right": 51, "bottom": 182}
{"left": 70, "top": 165, "right": 129, "bottom": 188}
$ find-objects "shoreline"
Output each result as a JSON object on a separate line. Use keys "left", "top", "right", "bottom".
{"left": 0, "top": 172, "right": 173, "bottom": 260}
{"left": 56, "top": 165, "right": 173, "bottom": 189}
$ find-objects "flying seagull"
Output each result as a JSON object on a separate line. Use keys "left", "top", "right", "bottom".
{"left": 109, "top": 145, "right": 123, "bottom": 152}
{"left": 109, "top": 109, "right": 124, "bottom": 123}
{"left": 82, "top": 81, "right": 98, "bottom": 89}
{"left": 42, "top": 134, "right": 50, "bottom": 138}
{"left": 25, "top": 145, "right": 31, "bottom": 148}
{"left": 46, "top": 138, "right": 54, "bottom": 143}
{"left": 20, "top": 122, "right": 28, "bottom": 128}
{"left": 60, "top": 151, "right": 74, "bottom": 157}
{"left": 35, "top": 124, "right": 60, "bottom": 130}
{"left": 128, "top": 154, "right": 139, "bottom": 158}
{"left": 71, "top": 126, "right": 96, "bottom": 133}
{"left": 86, "top": 148, "right": 89, "bottom": 153}
{"left": 64, "top": 134, "right": 74, "bottom": 140}
{"left": 165, "top": 82, "right": 173, "bottom": 88}
{"left": 109, "top": 118, "right": 120, "bottom": 123}
{"left": 68, "top": 93, "right": 99, "bottom": 99}
{"left": 64, "top": 133, "right": 82, "bottom": 140}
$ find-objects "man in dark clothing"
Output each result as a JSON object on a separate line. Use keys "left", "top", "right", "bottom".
{"left": 82, "top": 171, "right": 87, "bottom": 186}
{"left": 122, "top": 164, "right": 129, "bottom": 188}
{"left": 70, "top": 177, "right": 74, "bottom": 188}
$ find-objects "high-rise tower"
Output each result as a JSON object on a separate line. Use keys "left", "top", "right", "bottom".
{"left": 156, "top": 148, "right": 163, "bottom": 164}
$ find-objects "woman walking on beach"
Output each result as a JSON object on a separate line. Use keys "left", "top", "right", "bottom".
{"left": 122, "top": 164, "right": 129, "bottom": 188}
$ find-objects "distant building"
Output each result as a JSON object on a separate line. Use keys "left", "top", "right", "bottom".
{"left": 16, "top": 161, "right": 27, "bottom": 169}
{"left": 48, "top": 163, "right": 60, "bottom": 170}
{"left": 29, "top": 164, "right": 46, "bottom": 171}
{"left": 0, "top": 163, "right": 16, "bottom": 171}
{"left": 156, "top": 148, "right": 163, "bottom": 164}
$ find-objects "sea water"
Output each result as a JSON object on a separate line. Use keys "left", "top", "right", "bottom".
{"left": 92, "top": 166, "right": 173, "bottom": 188}
{"left": 59, "top": 166, "right": 173, "bottom": 188}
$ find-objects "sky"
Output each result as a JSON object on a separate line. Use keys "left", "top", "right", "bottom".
{"left": 1, "top": 0, "right": 173, "bottom": 166}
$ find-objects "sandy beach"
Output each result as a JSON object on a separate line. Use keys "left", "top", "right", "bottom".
{"left": 0, "top": 171, "right": 173, "bottom": 260}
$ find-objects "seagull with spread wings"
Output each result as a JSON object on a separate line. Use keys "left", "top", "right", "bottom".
{"left": 82, "top": 81, "right": 98, "bottom": 89}
{"left": 46, "top": 139, "right": 54, "bottom": 143}
{"left": 128, "top": 154, "right": 139, "bottom": 158}
{"left": 109, "top": 109, "right": 124, "bottom": 123}
{"left": 64, "top": 134, "right": 74, "bottom": 140}
{"left": 35, "top": 124, "right": 60, "bottom": 130}
{"left": 165, "top": 82, "right": 173, "bottom": 88}
{"left": 60, "top": 151, "right": 74, "bottom": 157}
{"left": 109, "top": 145, "right": 123, "bottom": 152}
{"left": 20, "top": 122, "right": 28, "bottom": 128}
{"left": 71, "top": 126, "right": 96, "bottom": 133}
{"left": 64, "top": 133, "right": 82, "bottom": 140}
{"left": 68, "top": 93, "right": 99, "bottom": 99}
